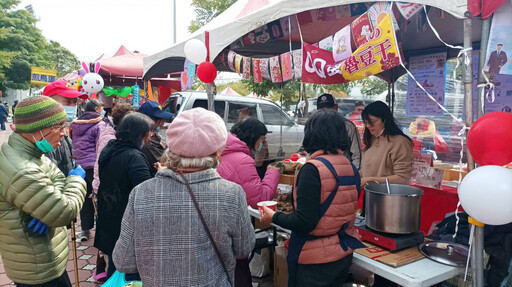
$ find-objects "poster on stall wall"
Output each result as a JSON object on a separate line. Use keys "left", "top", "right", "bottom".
{"left": 292, "top": 50, "right": 302, "bottom": 79}
{"left": 269, "top": 56, "right": 283, "bottom": 83}
{"left": 280, "top": 16, "right": 296, "bottom": 37}
{"left": 302, "top": 14, "right": 400, "bottom": 85}
{"left": 485, "top": 1, "right": 512, "bottom": 76}
{"left": 332, "top": 25, "right": 352, "bottom": 62}
{"left": 367, "top": 2, "right": 399, "bottom": 30}
{"left": 228, "top": 51, "right": 236, "bottom": 72}
{"left": 336, "top": 5, "right": 351, "bottom": 18}
{"left": 255, "top": 26, "right": 270, "bottom": 44}
{"left": 313, "top": 7, "right": 337, "bottom": 21}
{"left": 319, "top": 36, "right": 334, "bottom": 51}
{"left": 485, "top": 74, "right": 512, "bottom": 113}
{"left": 242, "top": 31, "right": 257, "bottom": 46}
{"left": 235, "top": 54, "right": 243, "bottom": 75}
{"left": 396, "top": 2, "right": 423, "bottom": 20}
{"left": 351, "top": 13, "right": 373, "bottom": 47}
{"left": 281, "top": 52, "right": 293, "bottom": 81}
{"left": 267, "top": 20, "right": 284, "bottom": 40}
{"left": 350, "top": 3, "right": 367, "bottom": 16}
{"left": 242, "top": 57, "right": 251, "bottom": 80}
{"left": 253, "top": 59, "right": 262, "bottom": 83}
{"left": 260, "top": 58, "right": 271, "bottom": 81}
{"left": 406, "top": 52, "right": 447, "bottom": 116}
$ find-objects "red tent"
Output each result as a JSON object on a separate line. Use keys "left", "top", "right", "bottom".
{"left": 100, "top": 45, "right": 146, "bottom": 77}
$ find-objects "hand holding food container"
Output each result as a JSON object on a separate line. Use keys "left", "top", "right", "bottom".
{"left": 258, "top": 201, "right": 277, "bottom": 223}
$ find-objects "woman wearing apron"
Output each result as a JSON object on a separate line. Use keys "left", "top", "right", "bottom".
{"left": 260, "top": 109, "right": 364, "bottom": 287}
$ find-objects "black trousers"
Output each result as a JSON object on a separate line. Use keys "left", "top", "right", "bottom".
{"left": 80, "top": 168, "right": 95, "bottom": 231}
{"left": 291, "top": 253, "right": 353, "bottom": 287}
{"left": 15, "top": 272, "right": 71, "bottom": 287}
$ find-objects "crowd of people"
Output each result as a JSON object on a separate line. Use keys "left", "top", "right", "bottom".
{"left": 0, "top": 80, "right": 414, "bottom": 287}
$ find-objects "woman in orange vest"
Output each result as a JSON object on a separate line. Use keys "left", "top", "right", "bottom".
{"left": 261, "top": 109, "right": 364, "bottom": 287}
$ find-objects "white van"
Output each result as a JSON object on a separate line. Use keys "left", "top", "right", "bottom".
{"left": 162, "top": 91, "right": 304, "bottom": 160}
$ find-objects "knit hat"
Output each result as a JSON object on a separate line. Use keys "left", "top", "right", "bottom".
{"left": 14, "top": 96, "right": 68, "bottom": 133}
{"left": 166, "top": 108, "right": 227, "bottom": 158}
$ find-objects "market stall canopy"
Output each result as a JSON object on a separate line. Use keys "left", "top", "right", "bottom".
{"left": 144, "top": 0, "right": 473, "bottom": 81}
{"left": 221, "top": 87, "right": 241, "bottom": 96}
{"left": 101, "top": 45, "right": 146, "bottom": 77}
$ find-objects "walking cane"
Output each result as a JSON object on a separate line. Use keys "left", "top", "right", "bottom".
{"left": 69, "top": 155, "right": 80, "bottom": 287}
{"left": 70, "top": 221, "right": 80, "bottom": 287}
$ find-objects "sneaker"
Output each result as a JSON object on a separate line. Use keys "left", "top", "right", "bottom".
{"left": 79, "top": 230, "right": 90, "bottom": 241}
{"left": 93, "top": 271, "right": 107, "bottom": 283}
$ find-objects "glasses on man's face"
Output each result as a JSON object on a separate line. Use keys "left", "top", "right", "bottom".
{"left": 51, "top": 123, "right": 67, "bottom": 132}
{"left": 356, "top": 108, "right": 364, "bottom": 112}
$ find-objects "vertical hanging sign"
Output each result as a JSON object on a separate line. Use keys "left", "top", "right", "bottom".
{"left": 132, "top": 84, "right": 140, "bottom": 107}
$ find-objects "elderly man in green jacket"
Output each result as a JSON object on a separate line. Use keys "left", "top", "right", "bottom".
{"left": 0, "top": 96, "right": 87, "bottom": 286}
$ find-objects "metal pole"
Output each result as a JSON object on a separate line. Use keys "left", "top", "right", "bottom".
{"left": 70, "top": 221, "right": 80, "bottom": 287}
{"left": 173, "top": 0, "right": 177, "bottom": 44}
{"left": 463, "top": 16, "right": 484, "bottom": 287}
{"left": 477, "top": 16, "right": 492, "bottom": 118}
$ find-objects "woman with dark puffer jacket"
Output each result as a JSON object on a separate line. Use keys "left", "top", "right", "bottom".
{"left": 70, "top": 99, "right": 110, "bottom": 241}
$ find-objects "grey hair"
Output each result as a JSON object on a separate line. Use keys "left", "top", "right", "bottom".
{"left": 164, "top": 149, "right": 222, "bottom": 171}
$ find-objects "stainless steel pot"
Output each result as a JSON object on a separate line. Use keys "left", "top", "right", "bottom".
{"left": 364, "top": 182, "right": 423, "bottom": 234}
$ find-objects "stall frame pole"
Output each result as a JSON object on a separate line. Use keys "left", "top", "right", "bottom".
{"left": 477, "top": 16, "right": 493, "bottom": 118}
{"left": 463, "top": 15, "right": 484, "bottom": 287}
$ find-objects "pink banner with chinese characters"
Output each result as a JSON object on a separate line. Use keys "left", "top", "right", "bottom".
{"left": 242, "top": 57, "right": 251, "bottom": 79}
{"left": 280, "top": 52, "right": 293, "bottom": 81}
{"left": 253, "top": 59, "right": 262, "bottom": 83}
{"left": 302, "top": 14, "right": 400, "bottom": 85}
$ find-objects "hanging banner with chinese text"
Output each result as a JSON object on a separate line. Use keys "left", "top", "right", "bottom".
{"left": 406, "top": 51, "right": 447, "bottom": 116}
{"left": 396, "top": 2, "right": 423, "bottom": 20}
{"left": 302, "top": 14, "right": 400, "bottom": 85}
{"left": 281, "top": 52, "right": 293, "bottom": 81}
{"left": 252, "top": 59, "right": 262, "bottom": 83}
{"left": 242, "top": 57, "right": 251, "bottom": 79}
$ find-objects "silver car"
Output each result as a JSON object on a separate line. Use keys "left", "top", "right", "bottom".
{"left": 162, "top": 91, "right": 304, "bottom": 160}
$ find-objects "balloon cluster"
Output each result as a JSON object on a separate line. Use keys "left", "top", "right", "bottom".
{"left": 458, "top": 112, "right": 512, "bottom": 225}
{"left": 184, "top": 39, "right": 217, "bottom": 83}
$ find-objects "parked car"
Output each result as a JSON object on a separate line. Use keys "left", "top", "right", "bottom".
{"left": 162, "top": 91, "right": 304, "bottom": 160}
{"left": 307, "top": 98, "right": 374, "bottom": 117}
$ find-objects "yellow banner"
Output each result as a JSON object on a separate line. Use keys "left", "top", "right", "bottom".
{"left": 341, "top": 13, "right": 400, "bottom": 81}
{"left": 31, "top": 67, "right": 57, "bottom": 86}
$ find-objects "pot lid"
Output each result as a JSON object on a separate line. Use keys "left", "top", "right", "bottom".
{"left": 418, "top": 241, "right": 469, "bottom": 267}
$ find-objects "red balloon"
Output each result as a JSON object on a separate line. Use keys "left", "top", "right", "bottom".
{"left": 467, "top": 112, "right": 512, "bottom": 166}
{"left": 197, "top": 62, "right": 217, "bottom": 83}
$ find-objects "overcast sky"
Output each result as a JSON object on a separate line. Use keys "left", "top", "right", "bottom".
{"left": 18, "top": 0, "right": 195, "bottom": 61}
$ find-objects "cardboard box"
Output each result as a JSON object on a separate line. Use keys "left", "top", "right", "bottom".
{"left": 355, "top": 242, "right": 425, "bottom": 268}
{"left": 274, "top": 245, "right": 288, "bottom": 287}
{"left": 279, "top": 174, "right": 295, "bottom": 185}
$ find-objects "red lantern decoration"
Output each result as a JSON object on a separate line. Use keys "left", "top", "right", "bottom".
{"left": 197, "top": 62, "right": 217, "bottom": 83}
{"left": 467, "top": 112, "right": 512, "bottom": 166}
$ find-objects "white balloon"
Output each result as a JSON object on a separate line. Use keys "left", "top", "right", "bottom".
{"left": 458, "top": 165, "right": 512, "bottom": 225}
{"left": 82, "top": 73, "right": 104, "bottom": 94}
{"left": 184, "top": 39, "right": 207, "bottom": 65}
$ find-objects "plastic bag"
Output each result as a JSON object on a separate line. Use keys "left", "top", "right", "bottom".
{"left": 249, "top": 247, "right": 270, "bottom": 277}
{"left": 102, "top": 271, "right": 143, "bottom": 287}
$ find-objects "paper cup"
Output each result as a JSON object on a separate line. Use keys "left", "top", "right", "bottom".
{"left": 257, "top": 201, "right": 277, "bottom": 217}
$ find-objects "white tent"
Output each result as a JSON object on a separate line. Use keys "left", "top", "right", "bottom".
{"left": 143, "top": 0, "right": 473, "bottom": 80}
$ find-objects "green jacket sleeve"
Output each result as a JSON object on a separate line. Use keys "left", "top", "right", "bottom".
{"left": 5, "top": 158, "right": 86, "bottom": 227}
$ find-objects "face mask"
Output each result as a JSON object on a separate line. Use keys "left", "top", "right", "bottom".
{"left": 139, "top": 142, "right": 145, "bottom": 149}
{"left": 63, "top": 105, "right": 77, "bottom": 122}
{"left": 256, "top": 142, "right": 263, "bottom": 153}
{"left": 33, "top": 131, "right": 55, "bottom": 153}
{"left": 100, "top": 110, "right": 106, "bottom": 116}
{"left": 155, "top": 127, "right": 161, "bottom": 133}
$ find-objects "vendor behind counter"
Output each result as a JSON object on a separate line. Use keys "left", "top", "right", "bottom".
{"left": 359, "top": 101, "right": 414, "bottom": 213}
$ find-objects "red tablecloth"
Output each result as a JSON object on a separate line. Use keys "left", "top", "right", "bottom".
{"left": 357, "top": 184, "right": 461, "bottom": 235}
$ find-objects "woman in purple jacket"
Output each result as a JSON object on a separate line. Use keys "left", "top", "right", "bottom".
{"left": 70, "top": 99, "right": 112, "bottom": 241}
{"left": 217, "top": 117, "right": 280, "bottom": 287}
